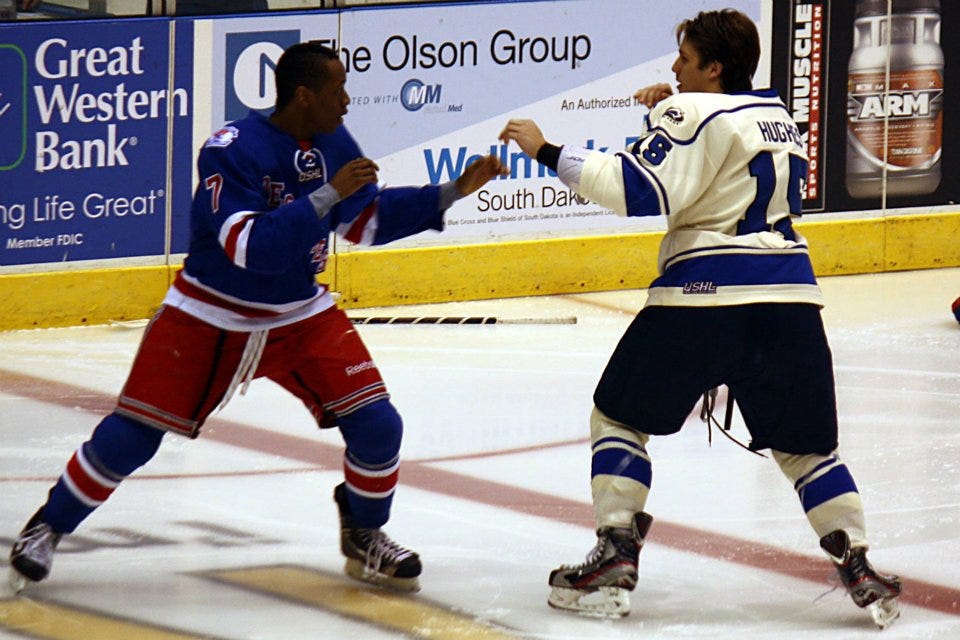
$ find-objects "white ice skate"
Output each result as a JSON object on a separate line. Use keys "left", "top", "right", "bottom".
{"left": 547, "top": 512, "right": 653, "bottom": 619}
{"left": 820, "top": 530, "right": 901, "bottom": 630}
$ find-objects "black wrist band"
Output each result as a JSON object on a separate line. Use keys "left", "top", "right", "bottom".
{"left": 536, "top": 143, "right": 562, "bottom": 171}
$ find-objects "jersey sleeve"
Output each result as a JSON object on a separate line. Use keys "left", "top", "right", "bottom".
{"left": 194, "top": 134, "right": 326, "bottom": 275}
{"left": 332, "top": 183, "right": 443, "bottom": 246}
{"left": 302, "top": 125, "right": 444, "bottom": 246}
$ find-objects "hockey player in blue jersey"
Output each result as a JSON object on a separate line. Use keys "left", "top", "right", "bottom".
{"left": 500, "top": 9, "right": 901, "bottom": 629}
{"left": 9, "top": 42, "right": 506, "bottom": 594}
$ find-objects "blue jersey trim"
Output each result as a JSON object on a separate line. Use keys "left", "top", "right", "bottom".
{"left": 650, "top": 100, "right": 792, "bottom": 147}
{"left": 650, "top": 251, "right": 817, "bottom": 289}
{"left": 620, "top": 155, "right": 667, "bottom": 217}
{"left": 662, "top": 239, "right": 808, "bottom": 272}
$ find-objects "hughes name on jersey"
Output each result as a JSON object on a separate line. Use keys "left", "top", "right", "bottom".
{"left": 555, "top": 89, "right": 821, "bottom": 308}
{"left": 163, "top": 111, "right": 443, "bottom": 330}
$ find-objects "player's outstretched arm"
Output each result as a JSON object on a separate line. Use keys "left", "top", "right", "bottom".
{"left": 455, "top": 155, "right": 509, "bottom": 196}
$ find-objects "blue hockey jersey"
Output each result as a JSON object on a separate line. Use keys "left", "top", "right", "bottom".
{"left": 162, "top": 111, "right": 443, "bottom": 330}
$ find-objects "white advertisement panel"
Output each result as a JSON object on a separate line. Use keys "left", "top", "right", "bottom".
{"left": 189, "top": 10, "right": 341, "bottom": 174}
{"left": 339, "top": 0, "right": 763, "bottom": 247}
{"left": 192, "top": 0, "right": 763, "bottom": 248}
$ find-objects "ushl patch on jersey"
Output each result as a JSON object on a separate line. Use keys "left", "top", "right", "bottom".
{"left": 205, "top": 126, "right": 240, "bottom": 148}
{"left": 295, "top": 147, "right": 326, "bottom": 183}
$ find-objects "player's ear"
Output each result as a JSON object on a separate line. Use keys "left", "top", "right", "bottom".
{"left": 707, "top": 60, "right": 723, "bottom": 81}
{"left": 293, "top": 84, "right": 314, "bottom": 107}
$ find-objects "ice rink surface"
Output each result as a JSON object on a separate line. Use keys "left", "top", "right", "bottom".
{"left": 1, "top": 267, "right": 959, "bottom": 639}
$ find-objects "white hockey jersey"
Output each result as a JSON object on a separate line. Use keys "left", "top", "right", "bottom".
{"left": 556, "top": 89, "right": 822, "bottom": 308}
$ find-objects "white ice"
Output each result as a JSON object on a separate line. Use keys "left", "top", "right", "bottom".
{"left": 1, "top": 267, "right": 959, "bottom": 639}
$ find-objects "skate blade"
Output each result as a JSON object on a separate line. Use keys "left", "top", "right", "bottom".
{"left": 344, "top": 559, "right": 421, "bottom": 593}
{"left": 868, "top": 597, "right": 900, "bottom": 630}
{"left": 7, "top": 567, "right": 29, "bottom": 595}
{"left": 548, "top": 586, "right": 630, "bottom": 618}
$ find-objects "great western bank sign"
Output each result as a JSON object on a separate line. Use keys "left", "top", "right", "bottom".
{"left": 0, "top": 19, "right": 191, "bottom": 267}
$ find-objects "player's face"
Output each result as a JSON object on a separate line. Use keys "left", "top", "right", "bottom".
{"left": 671, "top": 38, "right": 721, "bottom": 93}
{"left": 307, "top": 58, "right": 350, "bottom": 134}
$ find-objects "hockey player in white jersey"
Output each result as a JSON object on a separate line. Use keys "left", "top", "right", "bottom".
{"left": 500, "top": 8, "right": 901, "bottom": 629}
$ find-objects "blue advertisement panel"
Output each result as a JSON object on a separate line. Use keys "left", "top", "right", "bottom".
{"left": 0, "top": 19, "right": 190, "bottom": 268}
{"left": 170, "top": 19, "right": 196, "bottom": 255}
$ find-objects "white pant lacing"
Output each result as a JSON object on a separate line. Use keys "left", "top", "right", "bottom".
{"left": 217, "top": 329, "right": 268, "bottom": 412}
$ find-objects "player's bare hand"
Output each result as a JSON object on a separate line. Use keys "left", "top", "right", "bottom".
{"left": 498, "top": 119, "right": 548, "bottom": 158}
{"left": 455, "top": 155, "right": 509, "bottom": 196}
{"left": 329, "top": 158, "right": 379, "bottom": 199}
{"left": 634, "top": 83, "right": 673, "bottom": 108}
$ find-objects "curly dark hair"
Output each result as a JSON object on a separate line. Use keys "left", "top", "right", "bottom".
{"left": 274, "top": 42, "right": 339, "bottom": 110}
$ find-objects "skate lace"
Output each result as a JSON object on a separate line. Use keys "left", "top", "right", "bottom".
{"left": 814, "top": 572, "right": 844, "bottom": 603}
{"left": 699, "top": 388, "right": 767, "bottom": 458}
{"left": 845, "top": 550, "right": 870, "bottom": 582}
{"left": 559, "top": 537, "right": 607, "bottom": 570}
{"left": 14, "top": 523, "right": 58, "bottom": 561}
{"left": 816, "top": 550, "right": 872, "bottom": 602}
{"left": 357, "top": 529, "right": 412, "bottom": 576}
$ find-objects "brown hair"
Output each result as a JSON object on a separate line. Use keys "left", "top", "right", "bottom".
{"left": 676, "top": 9, "right": 760, "bottom": 93}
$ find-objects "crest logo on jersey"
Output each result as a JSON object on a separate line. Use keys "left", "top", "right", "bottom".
{"left": 206, "top": 126, "right": 240, "bottom": 148}
{"left": 310, "top": 237, "right": 328, "bottom": 273}
{"left": 663, "top": 107, "right": 685, "bottom": 125}
{"left": 295, "top": 147, "right": 326, "bottom": 183}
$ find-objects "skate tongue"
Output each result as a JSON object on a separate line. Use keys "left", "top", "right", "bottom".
{"left": 819, "top": 530, "right": 850, "bottom": 562}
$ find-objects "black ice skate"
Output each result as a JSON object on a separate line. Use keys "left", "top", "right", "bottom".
{"left": 820, "top": 530, "right": 902, "bottom": 629}
{"left": 334, "top": 482, "right": 421, "bottom": 592}
{"left": 8, "top": 508, "right": 62, "bottom": 593}
{"left": 548, "top": 512, "right": 654, "bottom": 618}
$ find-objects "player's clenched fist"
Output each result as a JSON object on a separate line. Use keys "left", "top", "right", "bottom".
{"left": 329, "top": 157, "right": 380, "bottom": 199}
{"left": 633, "top": 83, "right": 673, "bottom": 108}
{"left": 455, "top": 155, "right": 510, "bottom": 197}
{"left": 498, "top": 119, "right": 548, "bottom": 158}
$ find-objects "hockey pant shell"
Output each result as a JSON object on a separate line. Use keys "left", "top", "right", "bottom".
{"left": 593, "top": 304, "right": 839, "bottom": 455}
{"left": 115, "top": 305, "right": 389, "bottom": 438}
